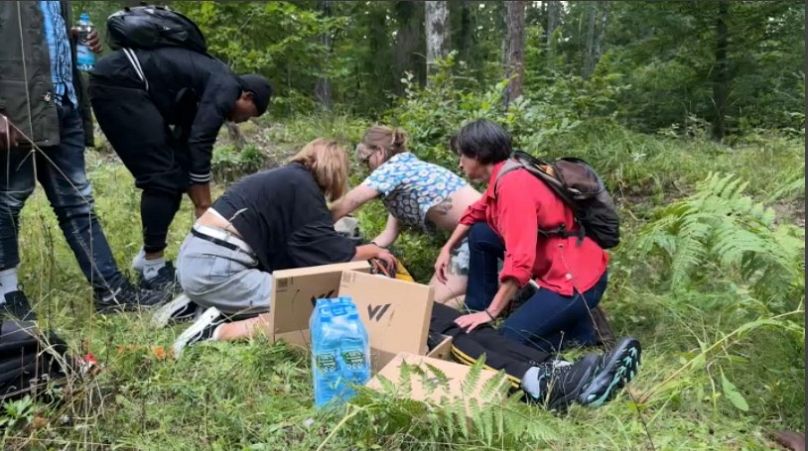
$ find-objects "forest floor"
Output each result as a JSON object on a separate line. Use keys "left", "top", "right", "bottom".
{"left": 1, "top": 116, "right": 804, "bottom": 450}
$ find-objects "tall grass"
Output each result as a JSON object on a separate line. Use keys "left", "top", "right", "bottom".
{"left": 0, "top": 116, "right": 803, "bottom": 449}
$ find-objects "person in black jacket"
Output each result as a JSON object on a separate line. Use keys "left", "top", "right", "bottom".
{"left": 168, "top": 138, "right": 397, "bottom": 355}
{"left": 88, "top": 47, "right": 272, "bottom": 291}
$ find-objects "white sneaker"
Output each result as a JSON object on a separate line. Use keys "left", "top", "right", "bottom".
{"left": 131, "top": 248, "right": 146, "bottom": 273}
{"left": 152, "top": 293, "right": 194, "bottom": 328}
{"left": 172, "top": 307, "right": 223, "bottom": 358}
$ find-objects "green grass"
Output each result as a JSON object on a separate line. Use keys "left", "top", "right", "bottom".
{"left": 1, "top": 118, "right": 804, "bottom": 450}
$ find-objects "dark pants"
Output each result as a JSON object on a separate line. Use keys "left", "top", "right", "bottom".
{"left": 89, "top": 82, "right": 189, "bottom": 254}
{"left": 0, "top": 103, "right": 123, "bottom": 291}
{"left": 465, "top": 222, "right": 608, "bottom": 353}
{"left": 429, "top": 303, "right": 550, "bottom": 387}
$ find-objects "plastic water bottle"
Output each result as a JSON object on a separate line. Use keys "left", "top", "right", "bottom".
{"left": 310, "top": 297, "right": 371, "bottom": 408}
{"left": 75, "top": 12, "right": 96, "bottom": 72}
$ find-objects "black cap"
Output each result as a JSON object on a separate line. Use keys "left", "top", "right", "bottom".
{"left": 237, "top": 74, "right": 272, "bottom": 116}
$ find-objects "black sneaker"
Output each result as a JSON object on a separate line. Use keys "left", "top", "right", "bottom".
{"left": 94, "top": 279, "right": 170, "bottom": 313}
{"left": 578, "top": 337, "right": 641, "bottom": 408}
{"left": 140, "top": 261, "right": 178, "bottom": 293}
{"left": 172, "top": 307, "right": 224, "bottom": 358}
{"left": 527, "top": 354, "right": 600, "bottom": 411}
{"left": 2, "top": 290, "right": 36, "bottom": 321}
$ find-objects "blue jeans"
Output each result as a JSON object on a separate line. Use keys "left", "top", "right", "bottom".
{"left": 0, "top": 103, "right": 123, "bottom": 292}
{"left": 465, "top": 222, "right": 608, "bottom": 353}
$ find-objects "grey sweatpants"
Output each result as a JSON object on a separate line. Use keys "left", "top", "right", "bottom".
{"left": 176, "top": 232, "right": 272, "bottom": 316}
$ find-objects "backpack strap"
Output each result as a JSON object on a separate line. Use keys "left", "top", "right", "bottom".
{"left": 121, "top": 47, "right": 149, "bottom": 91}
{"left": 493, "top": 158, "right": 525, "bottom": 197}
{"left": 496, "top": 153, "right": 586, "bottom": 246}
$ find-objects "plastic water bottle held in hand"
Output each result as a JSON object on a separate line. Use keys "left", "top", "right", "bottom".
{"left": 76, "top": 12, "right": 96, "bottom": 72}
{"left": 310, "top": 297, "right": 371, "bottom": 408}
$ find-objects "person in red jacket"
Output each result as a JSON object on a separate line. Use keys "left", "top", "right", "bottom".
{"left": 435, "top": 119, "right": 609, "bottom": 352}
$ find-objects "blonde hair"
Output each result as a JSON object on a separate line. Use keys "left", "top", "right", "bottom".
{"left": 289, "top": 138, "right": 349, "bottom": 201}
{"left": 357, "top": 125, "right": 408, "bottom": 162}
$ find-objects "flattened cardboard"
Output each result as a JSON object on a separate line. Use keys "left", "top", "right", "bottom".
{"left": 268, "top": 261, "right": 370, "bottom": 342}
{"left": 339, "top": 271, "right": 434, "bottom": 371}
{"left": 367, "top": 352, "right": 508, "bottom": 407}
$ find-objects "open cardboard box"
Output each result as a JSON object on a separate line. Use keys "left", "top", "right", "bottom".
{"left": 366, "top": 352, "right": 508, "bottom": 408}
{"left": 267, "top": 262, "right": 452, "bottom": 372}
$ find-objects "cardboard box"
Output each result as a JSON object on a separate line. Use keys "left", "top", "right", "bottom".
{"left": 268, "top": 263, "right": 452, "bottom": 371}
{"left": 339, "top": 271, "right": 435, "bottom": 371}
{"left": 268, "top": 261, "right": 371, "bottom": 347}
{"left": 366, "top": 352, "right": 508, "bottom": 407}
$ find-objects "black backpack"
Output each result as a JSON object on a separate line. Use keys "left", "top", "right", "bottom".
{"left": 106, "top": 5, "right": 208, "bottom": 54}
{"left": 495, "top": 150, "right": 620, "bottom": 249}
{"left": 1, "top": 320, "right": 70, "bottom": 402}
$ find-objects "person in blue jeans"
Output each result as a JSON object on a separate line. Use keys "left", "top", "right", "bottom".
{"left": 436, "top": 120, "right": 610, "bottom": 353}
{"left": 0, "top": 2, "right": 167, "bottom": 319}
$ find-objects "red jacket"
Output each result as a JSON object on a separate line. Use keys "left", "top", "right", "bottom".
{"left": 459, "top": 162, "right": 608, "bottom": 296}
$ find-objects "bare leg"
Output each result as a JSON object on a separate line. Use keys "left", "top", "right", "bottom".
{"left": 429, "top": 272, "right": 467, "bottom": 309}
{"left": 213, "top": 313, "right": 272, "bottom": 341}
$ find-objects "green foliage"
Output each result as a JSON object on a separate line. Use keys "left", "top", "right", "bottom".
{"left": 635, "top": 173, "right": 804, "bottom": 308}
{"left": 211, "top": 143, "right": 266, "bottom": 183}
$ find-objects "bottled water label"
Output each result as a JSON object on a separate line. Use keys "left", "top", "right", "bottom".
{"left": 341, "top": 349, "right": 367, "bottom": 369}
{"left": 77, "top": 45, "right": 95, "bottom": 71}
{"left": 315, "top": 353, "right": 338, "bottom": 372}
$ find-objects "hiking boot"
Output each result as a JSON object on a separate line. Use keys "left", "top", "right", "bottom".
{"left": 578, "top": 337, "right": 641, "bottom": 408}
{"left": 151, "top": 293, "right": 198, "bottom": 328}
{"left": 94, "top": 279, "right": 170, "bottom": 313}
{"left": 140, "top": 261, "right": 178, "bottom": 293}
{"left": 2, "top": 290, "right": 36, "bottom": 321}
{"left": 526, "top": 354, "right": 600, "bottom": 411}
{"left": 172, "top": 307, "right": 224, "bottom": 358}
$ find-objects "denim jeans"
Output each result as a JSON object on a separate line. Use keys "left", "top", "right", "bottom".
{"left": 0, "top": 102, "right": 123, "bottom": 291}
{"left": 465, "top": 222, "right": 609, "bottom": 353}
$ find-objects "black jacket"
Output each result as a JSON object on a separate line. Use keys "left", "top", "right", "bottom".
{"left": 0, "top": 1, "right": 94, "bottom": 148}
{"left": 90, "top": 47, "right": 243, "bottom": 184}
{"left": 211, "top": 163, "right": 357, "bottom": 272}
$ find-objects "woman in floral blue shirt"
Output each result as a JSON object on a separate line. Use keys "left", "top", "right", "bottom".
{"left": 331, "top": 126, "right": 481, "bottom": 305}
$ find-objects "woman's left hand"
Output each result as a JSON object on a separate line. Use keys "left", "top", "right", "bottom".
{"left": 454, "top": 311, "right": 493, "bottom": 333}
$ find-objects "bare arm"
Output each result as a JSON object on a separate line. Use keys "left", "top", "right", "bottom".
{"left": 371, "top": 214, "right": 400, "bottom": 248}
{"left": 187, "top": 183, "right": 212, "bottom": 218}
{"left": 330, "top": 184, "right": 379, "bottom": 221}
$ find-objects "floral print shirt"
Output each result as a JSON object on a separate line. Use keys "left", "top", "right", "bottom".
{"left": 362, "top": 152, "right": 467, "bottom": 232}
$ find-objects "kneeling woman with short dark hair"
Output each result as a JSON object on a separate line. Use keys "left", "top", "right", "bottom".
{"left": 171, "top": 139, "right": 396, "bottom": 355}
{"left": 437, "top": 119, "right": 610, "bottom": 353}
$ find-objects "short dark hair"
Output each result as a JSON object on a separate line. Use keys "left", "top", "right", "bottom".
{"left": 451, "top": 119, "right": 512, "bottom": 164}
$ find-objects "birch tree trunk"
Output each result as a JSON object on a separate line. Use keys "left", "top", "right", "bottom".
{"left": 425, "top": 1, "right": 449, "bottom": 81}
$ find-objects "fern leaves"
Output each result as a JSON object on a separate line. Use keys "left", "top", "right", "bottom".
{"left": 635, "top": 173, "right": 804, "bottom": 304}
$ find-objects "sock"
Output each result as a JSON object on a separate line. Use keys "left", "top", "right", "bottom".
{"left": 131, "top": 248, "right": 146, "bottom": 272}
{"left": 142, "top": 257, "right": 166, "bottom": 281}
{"left": 521, "top": 366, "right": 542, "bottom": 398}
{"left": 0, "top": 268, "right": 19, "bottom": 300}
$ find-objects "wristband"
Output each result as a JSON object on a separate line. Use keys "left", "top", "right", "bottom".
{"left": 483, "top": 309, "right": 495, "bottom": 321}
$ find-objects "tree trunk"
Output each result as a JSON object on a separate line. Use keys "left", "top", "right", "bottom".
{"left": 712, "top": 0, "right": 730, "bottom": 140}
{"left": 393, "top": 1, "right": 425, "bottom": 91}
{"left": 546, "top": 0, "right": 561, "bottom": 52}
{"left": 582, "top": 2, "right": 598, "bottom": 78}
{"left": 458, "top": 0, "right": 474, "bottom": 65}
{"left": 503, "top": 1, "right": 526, "bottom": 107}
{"left": 314, "top": 0, "right": 333, "bottom": 111}
{"left": 593, "top": 2, "right": 609, "bottom": 67}
{"left": 425, "top": 1, "right": 449, "bottom": 81}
